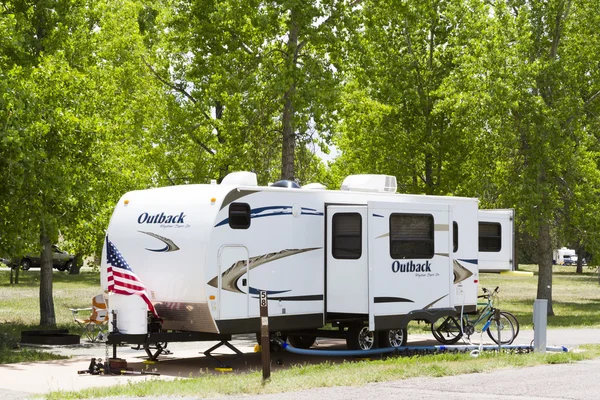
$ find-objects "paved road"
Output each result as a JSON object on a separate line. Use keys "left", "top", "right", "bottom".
{"left": 1, "top": 328, "right": 599, "bottom": 399}
{"left": 207, "top": 358, "right": 600, "bottom": 400}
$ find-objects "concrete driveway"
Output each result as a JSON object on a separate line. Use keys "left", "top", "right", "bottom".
{"left": 0, "top": 328, "right": 598, "bottom": 399}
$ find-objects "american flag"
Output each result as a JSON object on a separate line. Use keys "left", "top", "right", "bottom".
{"left": 106, "top": 237, "right": 160, "bottom": 319}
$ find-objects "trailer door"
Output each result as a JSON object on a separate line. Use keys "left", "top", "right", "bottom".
{"left": 326, "top": 206, "right": 369, "bottom": 315}
{"left": 367, "top": 201, "right": 453, "bottom": 331}
{"left": 218, "top": 245, "right": 249, "bottom": 320}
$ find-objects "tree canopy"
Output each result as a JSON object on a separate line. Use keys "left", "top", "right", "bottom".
{"left": 1, "top": 0, "right": 599, "bottom": 321}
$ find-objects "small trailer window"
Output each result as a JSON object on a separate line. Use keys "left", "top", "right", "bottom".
{"left": 332, "top": 213, "right": 362, "bottom": 259}
{"left": 453, "top": 221, "right": 458, "bottom": 253}
{"left": 479, "top": 222, "right": 501, "bottom": 252}
{"left": 390, "top": 214, "right": 434, "bottom": 259}
{"left": 229, "top": 203, "right": 251, "bottom": 229}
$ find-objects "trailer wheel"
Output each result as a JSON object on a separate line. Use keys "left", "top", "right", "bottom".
{"left": 287, "top": 335, "right": 316, "bottom": 349}
{"left": 378, "top": 328, "right": 407, "bottom": 348}
{"left": 347, "top": 325, "right": 376, "bottom": 350}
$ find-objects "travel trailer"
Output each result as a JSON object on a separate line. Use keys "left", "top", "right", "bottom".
{"left": 101, "top": 172, "right": 509, "bottom": 352}
{"left": 553, "top": 247, "right": 577, "bottom": 265}
{"left": 478, "top": 209, "right": 515, "bottom": 272}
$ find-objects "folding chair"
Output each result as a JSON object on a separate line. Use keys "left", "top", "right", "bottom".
{"left": 71, "top": 294, "right": 108, "bottom": 342}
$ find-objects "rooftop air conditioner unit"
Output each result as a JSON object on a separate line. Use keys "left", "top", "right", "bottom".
{"left": 220, "top": 171, "right": 258, "bottom": 186}
{"left": 340, "top": 174, "right": 397, "bottom": 193}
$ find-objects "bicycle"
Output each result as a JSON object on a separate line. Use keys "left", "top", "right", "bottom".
{"left": 431, "top": 286, "right": 519, "bottom": 345}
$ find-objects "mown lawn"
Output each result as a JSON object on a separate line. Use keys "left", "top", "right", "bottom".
{"left": 1, "top": 264, "right": 600, "bottom": 398}
{"left": 0, "top": 267, "right": 101, "bottom": 363}
{"left": 49, "top": 345, "right": 600, "bottom": 399}
{"left": 479, "top": 264, "right": 600, "bottom": 330}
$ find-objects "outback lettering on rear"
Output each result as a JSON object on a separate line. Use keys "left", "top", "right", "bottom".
{"left": 138, "top": 212, "right": 186, "bottom": 224}
{"left": 391, "top": 260, "right": 432, "bottom": 273}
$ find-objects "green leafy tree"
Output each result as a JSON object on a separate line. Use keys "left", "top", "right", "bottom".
{"left": 335, "top": 0, "right": 487, "bottom": 195}
{"left": 146, "top": 0, "right": 351, "bottom": 184}
{"left": 0, "top": 0, "right": 167, "bottom": 324}
{"left": 434, "top": 0, "right": 600, "bottom": 314}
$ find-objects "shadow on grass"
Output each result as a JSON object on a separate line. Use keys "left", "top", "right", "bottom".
{"left": 0, "top": 322, "right": 74, "bottom": 364}
{"left": 0, "top": 269, "right": 100, "bottom": 288}
{"left": 489, "top": 298, "right": 600, "bottom": 329}
{"left": 544, "top": 300, "right": 600, "bottom": 328}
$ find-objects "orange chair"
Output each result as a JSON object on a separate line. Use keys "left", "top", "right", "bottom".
{"left": 71, "top": 294, "right": 108, "bottom": 342}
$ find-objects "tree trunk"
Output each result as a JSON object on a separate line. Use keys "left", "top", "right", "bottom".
{"left": 69, "top": 253, "right": 82, "bottom": 275}
{"left": 575, "top": 244, "right": 583, "bottom": 274}
{"left": 215, "top": 102, "right": 229, "bottom": 183}
{"left": 281, "top": 85, "right": 296, "bottom": 181}
{"left": 536, "top": 221, "right": 554, "bottom": 316}
{"left": 39, "top": 233, "right": 56, "bottom": 327}
{"left": 281, "top": 10, "right": 299, "bottom": 181}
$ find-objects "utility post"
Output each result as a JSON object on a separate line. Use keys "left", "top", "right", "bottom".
{"left": 533, "top": 299, "right": 547, "bottom": 353}
{"left": 259, "top": 290, "right": 270, "bottom": 380}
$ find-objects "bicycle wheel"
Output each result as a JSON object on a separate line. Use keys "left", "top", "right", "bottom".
{"left": 486, "top": 314, "right": 515, "bottom": 345}
{"left": 431, "top": 316, "right": 463, "bottom": 344}
{"left": 500, "top": 311, "right": 520, "bottom": 339}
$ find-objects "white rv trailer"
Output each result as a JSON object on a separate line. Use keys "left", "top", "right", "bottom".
{"left": 101, "top": 172, "right": 481, "bottom": 350}
{"left": 478, "top": 209, "right": 515, "bottom": 272}
{"left": 553, "top": 247, "right": 577, "bottom": 265}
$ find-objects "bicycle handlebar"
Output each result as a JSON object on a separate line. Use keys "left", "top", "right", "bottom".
{"left": 479, "top": 287, "right": 500, "bottom": 298}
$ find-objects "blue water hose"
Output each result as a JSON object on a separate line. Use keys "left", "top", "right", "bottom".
{"left": 274, "top": 338, "right": 567, "bottom": 356}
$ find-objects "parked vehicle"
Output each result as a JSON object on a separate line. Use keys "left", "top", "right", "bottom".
{"left": 0, "top": 257, "right": 13, "bottom": 268}
{"left": 15, "top": 245, "right": 74, "bottom": 271}
{"left": 553, "top": 247, "right": 576, "bottom": 265}
{"left": 101, "top": 171, "right": 514, "bottom": 352}
{"left": 563, "top": 255, "right": 578, "bottom": 266}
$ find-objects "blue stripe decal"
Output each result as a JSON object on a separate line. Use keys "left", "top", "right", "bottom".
{"left": 459, "top": 259, "right": 479, "bottom": 265}
{"left": 249, "top": 287, "right": 291, "bottom": 295}
{"left": 215, "top": 205, "right": 324, "bottom": 227}
{"left": 373, "top": 214, "right": 384, "bottom": 218}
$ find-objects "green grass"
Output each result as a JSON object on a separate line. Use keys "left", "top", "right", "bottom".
{"left": 478, "top": 264, "right": 600, "bottom": 330}
{"left": 2, "top": 264, "right": 600, "bottom": 398}
{"left": 0, "top": 267, "right": 101, "bottom": 363}
{"left": 48, "top": 345, "right": 600, "bottom": 399}
{"left": 408, "top": 263, "right": 600, "bottom": 334}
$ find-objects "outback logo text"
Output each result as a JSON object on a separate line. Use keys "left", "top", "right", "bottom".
{"left": 391, "top": 260, "right": 432, "bottom": 273}
{"left": 138, "top": 212, "right": 186, "bottom": 224}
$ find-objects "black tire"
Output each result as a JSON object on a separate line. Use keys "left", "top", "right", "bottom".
{"left": 287, "top": 335, "right": 316, "bottom": 349}
{"left": 378, "top": 328, "right": 407, "bottom": 348}
{"left": 64, "top": 260, "right": 73, "bottom": 271}
{"left": 431, "top": 316, "right": 463, "bottom": 344}
{"left": 20, "top": 259, "right": 31, "bottom": 271}
{"left": 486, "top": 314, "right": 515, "bottom": 345}
{"left": 346, "top": 324, "right": 376, "bottom": 350}
{"left": 500, "top": 311, "right": 520, "bottom": 339}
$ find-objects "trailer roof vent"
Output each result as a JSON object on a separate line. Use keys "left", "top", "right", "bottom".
{"left": 341, "top": 174, "right": 397, "bottom": 193}
{"left": 270, "top": 180, "right": 301, "bottom": 188}
{"left": 221, "top": 171, "right": 257, "bottom": 186}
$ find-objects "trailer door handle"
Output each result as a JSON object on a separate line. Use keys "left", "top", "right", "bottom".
{"left": 242, "top": 278, "right": 247, "bottom": 286}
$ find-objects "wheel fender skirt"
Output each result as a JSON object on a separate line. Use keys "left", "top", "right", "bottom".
{"left": 375, "top": 308, "right": 457, "bottom": 330}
